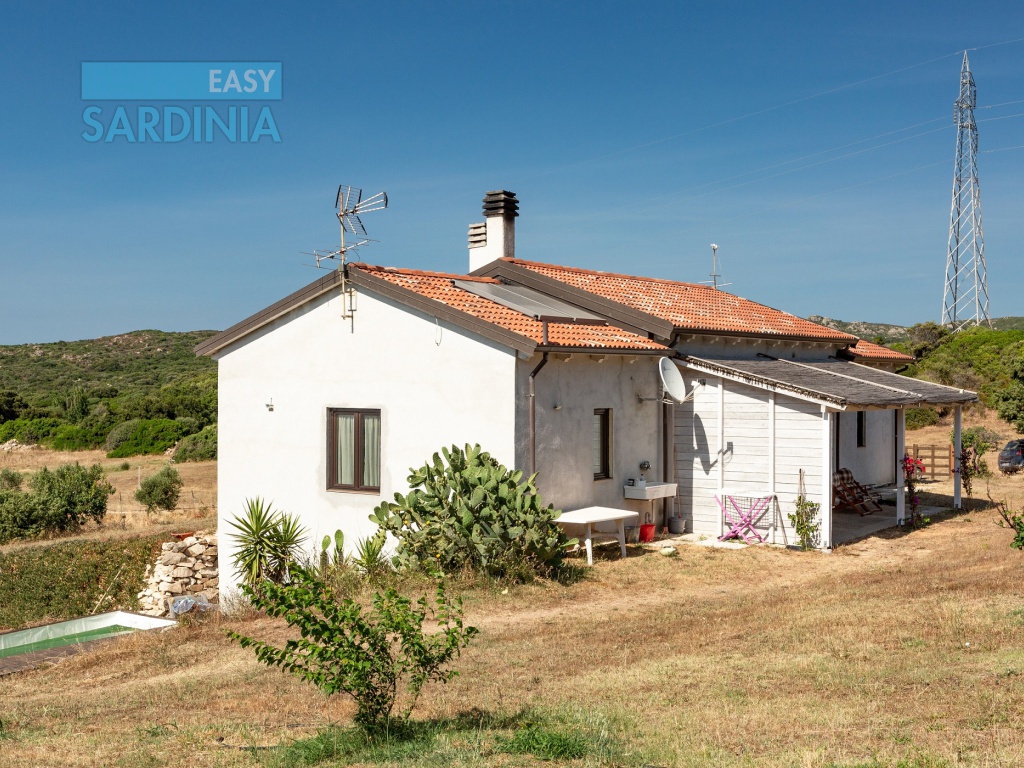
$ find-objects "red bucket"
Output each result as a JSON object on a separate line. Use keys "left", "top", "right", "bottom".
{"left": 639, "top": 523, "right": 656, "bottom": 542}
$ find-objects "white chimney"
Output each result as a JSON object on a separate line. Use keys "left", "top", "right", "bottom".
{"left": 468, "top": 190, "right": 518, "bottom": 272}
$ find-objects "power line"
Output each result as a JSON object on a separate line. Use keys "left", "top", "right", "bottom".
{"left": 517, "top": 36, "right": 1024, "bottom": 184}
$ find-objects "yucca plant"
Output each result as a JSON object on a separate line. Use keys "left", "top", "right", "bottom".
{"left": 352, "top": 532, "right": 391, "bottom": 581}
{"left": 228, "top": 497, "right": 308, "bottom": 587}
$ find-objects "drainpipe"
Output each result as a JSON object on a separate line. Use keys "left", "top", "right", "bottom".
{"left": 528, "top": 348, "right": 549, "bottom": 477}
{"left": 662, "top": 334, "right": 681, "bottom": 531}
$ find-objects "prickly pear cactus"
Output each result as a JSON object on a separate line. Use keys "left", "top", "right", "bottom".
{"left": 369, "top": 444, "right": 573, "bottom": 577}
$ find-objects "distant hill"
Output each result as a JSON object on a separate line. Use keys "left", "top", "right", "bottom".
{"left": 807, "top": 316, "right": 1024, "bottom": 344}
{"left": 0, "top": 330, "right": 217, "bottom": 406}
{"left": 807, "top": 316, "right": 910, "bottom": 344}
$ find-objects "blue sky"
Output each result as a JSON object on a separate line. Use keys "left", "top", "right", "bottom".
{"left": 1, "top": 1, "right": 1023, "bottom": 344}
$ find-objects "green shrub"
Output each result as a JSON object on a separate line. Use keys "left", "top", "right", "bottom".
{"left": 30, "top": 463, "right": 114, "bottom": 534}
{"left": 994, "top": 381, "right": 1024, "bottom": 433}
{"left": 370, "top": 444, "right": 572, "bottom": 579}
{"left": 226, "top": 497, "right": 307, "bottom": 586}
{"left": 226, "top": 568, "right": 477, "bottom": 735}
{"left": 0, "top": 535, "right": 166, "bottom": 630}
{"left": 0, "top": 391, "right": 28, "bottom": 424}
{"left": 135, "top": 465, "right": 183, "bottom": 512}
{"left": 106, "top": 418, "right": 188, "bottom": 458}
{"left": 58, "top": 386, "right": 90, "bottom": 423}
{"left": 955, "top": 425, "right": 999, "bottom": 454}
{"left": 104, "top": 419, "right": 141, "bottom": 452}
{"left": 174, "top": 424, "right": 217, "bottom": 462}
{"left": 0, "top": 490, "right": 41, "bottom": 543}
{"left": 0, "top": 417, "right": 62, "bottom": 445}
{"left": 0, "top": 468, "right": 22, "bottom": 491}
{"left": 45, "top": 421, "right": 109, "bottom": 451}
{"left": 905, "top": 407, "right": 939, "bottom": 431}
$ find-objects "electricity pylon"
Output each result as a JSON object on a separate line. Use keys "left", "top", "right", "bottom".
{"left": 942, "top": 51, "right": 991, "bottom": 330}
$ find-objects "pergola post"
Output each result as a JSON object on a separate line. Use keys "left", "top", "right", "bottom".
{"left": 896, "top": 407, "right": 906, "bottom": 525}
{"left": 953, "top": 405, "right": 963, "bottom": 509}
{"left": 820, "top": 406, "right": 833, "bottom": 550}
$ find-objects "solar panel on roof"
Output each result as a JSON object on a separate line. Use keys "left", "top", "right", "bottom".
{"left": 453, "top": 280, "right": 607, "bottom": 323}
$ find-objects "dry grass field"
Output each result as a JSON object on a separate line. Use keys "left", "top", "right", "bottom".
{"left": 0, "top": 447, "right": 217, "bottom": 548}
{"left": 3, "top": 500, "right": 1024, "bottom": 767}
{"left": 2, "top": 414, "right": 1024, "bottom": 767}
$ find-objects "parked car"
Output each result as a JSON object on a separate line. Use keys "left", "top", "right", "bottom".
{"left": 998, "top": 440, "right": 1024, "bottom": 474}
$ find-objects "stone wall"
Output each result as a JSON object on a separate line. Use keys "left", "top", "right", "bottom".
{"left": 138, "top": 531, "right": 219, "bottom": 617}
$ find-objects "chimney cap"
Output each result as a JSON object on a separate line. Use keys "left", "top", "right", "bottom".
{"left": 482, "top": 190, "right": 518, "bottom": 218}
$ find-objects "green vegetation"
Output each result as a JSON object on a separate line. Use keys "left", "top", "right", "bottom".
{"left": 227, "top": 568, "right": 477, "bottom": 736}
{"left": 259, "top": 710, "right": 614, "bottom": 768}
{"left": 106, "top": 418, "right": 190, "bottom": 458}
{"left": 0, "top": 330, "right": 217, "bottom": 456}
{"left": 134, "top": 465, "right": 184, "bottom": 513}
{"left": 901, "top": 325, "right": 1024, "bottom": 404}
{"left": 905, "top": 407, "right": 940, "bottom": 431}
{"left": 497, "top": 723, "right": 590, "bottom": 760}
{"left": 227, "top": 498, "right": 308, "bottom": 587}
{"left": 0, "top": 330, "right": 215, "bottom": 400}
{"left": 995, "top": 500, "right": 1024, "bottom": 551}
{"left": 370, "top": 444, "right": 573, "bottom": 580}
{"left": 788, "top": 495, "right": 821, "bottom": 550}
{"left": 0, "top": 534, "right": 166, "bottom": 630}
{"left": 0, "top": 463, "right": 114, "bottom": 544}
{"left": 173, "top": 423, "right": 217, "bottom": 461}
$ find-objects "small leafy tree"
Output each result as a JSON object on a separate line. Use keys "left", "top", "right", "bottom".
{"left": 31, "top": 462, "right": 114, "bottom": 532}
{"left": 369, "top": 444, "right": 572, "bottom": 578}
{"left": 788, "top": 495, "right": 820, "bottom": 550}
{"left": 226, "top": 567, "right": 477, "bottom": 735}
{"left": 994, "top": 498, "right": 1024, "bottom": 551}
{"left": 227, "top": 497, "right": 308, "bottom": 587}
{"left": 135, "top": 465, "right": 183, "bottom": 512}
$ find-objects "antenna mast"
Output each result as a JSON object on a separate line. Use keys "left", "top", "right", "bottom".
{"left": 702, "top": 243, "right": 730, "bottom": 290}
{"left": 942, "top": 52, "right": 990, "bottom": 330}
{"left": 309, "top": 184, "right": 388, "bottom": 321}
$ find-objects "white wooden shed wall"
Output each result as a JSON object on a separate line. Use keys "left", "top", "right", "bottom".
{"left": 674, "top": 375, "right": 826, "bottom": 544}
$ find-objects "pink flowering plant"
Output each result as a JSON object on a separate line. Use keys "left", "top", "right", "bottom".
{"left": 901, "top": 454, "right": 928, "bottom": 528}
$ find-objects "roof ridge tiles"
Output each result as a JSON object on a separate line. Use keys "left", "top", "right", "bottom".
{"left": 504, "top": 257, "right": 717, "bottom": 292}
{"left": 349, "top": 263, "right": 499, "bottom": 283}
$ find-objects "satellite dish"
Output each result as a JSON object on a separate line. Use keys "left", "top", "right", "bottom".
{"left": 659, "top": 357, "right": 691, "bottom": 403}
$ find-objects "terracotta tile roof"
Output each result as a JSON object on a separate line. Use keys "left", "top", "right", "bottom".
{"left": 844, "top": 338, "right": 914, "bottom": 362}
{"left": 507, "top": 259, "right": 857, "bottom": 343}
{"left": 351, "top": 264, "right": 668, "bottom": 352}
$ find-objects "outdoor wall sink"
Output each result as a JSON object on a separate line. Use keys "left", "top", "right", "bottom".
{"left": 623, "top": 482, "right": 678, "bottom": 500}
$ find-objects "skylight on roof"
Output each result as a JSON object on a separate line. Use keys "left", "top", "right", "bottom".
{"left": 453, "top": 280, "right": 607, "bottom": 324}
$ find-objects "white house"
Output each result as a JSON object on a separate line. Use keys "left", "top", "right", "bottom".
{"left": 199, "top": 190, "right": 976, "bottom": 597}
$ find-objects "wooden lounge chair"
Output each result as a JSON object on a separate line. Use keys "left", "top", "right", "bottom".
{"left": 832, "top": 468, "right": 883, "bottom": 516}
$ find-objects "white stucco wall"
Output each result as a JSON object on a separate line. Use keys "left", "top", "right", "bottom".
{"left": 215, "top": 286, "right": 517, "bottom": 600}
{"left": 515, "top": 354, "right": 663, "bottom": 520}
{"left": 835, "top": 409, "right": 897, "bottom": 486}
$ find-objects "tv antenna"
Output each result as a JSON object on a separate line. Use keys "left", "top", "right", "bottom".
{"left": 701, "top": 243, "right": 731, "bottom": 290}
{"left": 306, "top": 184, "right": 388, "bottom": 323}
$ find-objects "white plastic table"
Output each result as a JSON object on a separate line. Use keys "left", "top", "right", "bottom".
{"left": 555, "top": 506, "right": 640, "bottom": 565}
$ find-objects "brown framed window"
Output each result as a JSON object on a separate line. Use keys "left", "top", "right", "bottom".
{"left": 593, "top": 408, "right": 611, "bottom": 479}
{"left": 327, "top": 408, "right": 381, "bottom": 491}
{"left": 856, "top": 411, "right": 866, "bottom": 448}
